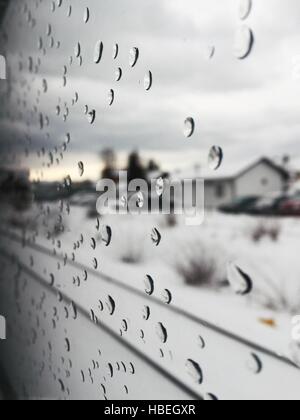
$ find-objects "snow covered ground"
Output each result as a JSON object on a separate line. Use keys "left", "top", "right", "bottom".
{"left": 4, "top": 199, "right": 300, "bottom": 364}
{"left": 3, "top": 199, "right": 300, "bottom": 399}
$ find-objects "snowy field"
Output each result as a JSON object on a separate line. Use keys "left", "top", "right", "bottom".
{"left": 4, "top": 199, "right": 300, "bottom": 366}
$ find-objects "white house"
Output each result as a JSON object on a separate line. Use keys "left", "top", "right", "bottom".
{"left": 173, "top": 158, "right": 290, "bottom": 210}
{"left": 203, "top": 158, "right": 289, "bottom": 209}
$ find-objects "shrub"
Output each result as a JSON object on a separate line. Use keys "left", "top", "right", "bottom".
{"left": 174, "top": 238, "right": 226, "bottom": 288}
{"left": 250, "top": 221, "right": 281, "bottom": 243}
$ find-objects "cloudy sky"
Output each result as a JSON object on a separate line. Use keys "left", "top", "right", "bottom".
{"left": 1, "top": 0, "right": 300, "bottom": 181}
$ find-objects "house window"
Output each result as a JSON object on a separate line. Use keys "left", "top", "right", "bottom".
{"left": 261, "top": 178, "right": 269, "bottom": 186}
{"left": 216, "top": 183, "right": 225, "bottom": 198}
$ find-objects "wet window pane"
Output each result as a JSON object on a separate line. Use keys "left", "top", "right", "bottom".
{"left": 0, "top": 0, "right": 300, "bottom": 401}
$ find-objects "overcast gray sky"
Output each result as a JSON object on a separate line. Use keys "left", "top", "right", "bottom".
{"left": 1, "top": 0, "right": 300, "bottom": 181}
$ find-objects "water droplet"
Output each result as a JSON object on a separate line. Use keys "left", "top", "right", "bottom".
{"left": 108, "top": 89, "right": 115, "bottom": 106}
{"left": 94, "top": 41, "right": 104, "bottom": 64}
{"left": 58, "top": 379, "right": 65, "bottom": 392}
{"left": 78, "top": 161, "right": 84, "bottom": 177}
{"left": 144, "top": 71, "right": 153, "bottom": 91}
{"left": 120, "top": 195, "right": 127, "bottom": 208}
{"left": 142, "top": 306, "right": 151, "bottom": 321}
{"left": 121, "top": 319, "right": 128, "bottom": 332}
{"left": 161, "top": 289, "right": 172, "bottom": 305}
{"left": 71, "top": 302, "right": 77, "bottom": 320}
{"left": 136, "top": 191, "right": 144, "bottom": 208}
{"left": 155, "top": 177, "right": 164, "bottom": 196}
{"left": 156, "top": 323, "right": 168, "bottom": 344}
{"left": 205, "top": 393, "right": 219, "bottom": 400}
{"left": 91, "top": 237, "right": 96, "bottom": 250}
{"left": 115, "top": 67, "right": 122, "bottom": 82}
{"left": 50, "top": 273, "right": 55, "bottom": 286}
{"left": 184, "top": 117, "right": 195, "bottom": 138}
{"left": 65, "top": 338, "right": 71, "bottom": 352}
{"left": 87, "top": 110, "right": 96, "bottom": 124}
{"left": 107, "top": 363, "right": 114, "bottom": 378}
{"left": 203, "top": 45, "right": 215, "bottom": 60}
{"left": 234, "top": 25, "right": 254, "bottom": 60}
{"left": 96, "top": 218, "right": 100, "bottom": 231}
{"left": 42, "top": 79, "right": 48, "bottom": 93}
{"left": 247, "top": 353, "right": 263, "bottom": 374}
{"left": 106, "top": 295, "right": 116, "bottom": 315}
{"left": 129, "top": 47, "right": 139, "bottom": 67}
{"left": 113, "top": 44, "right": 119, "bottom": 59}
{"left": 101, "top": 225, "right": 112, "bottom": 247}
{"left": 74, "top": 42, "right": 81, "bottom": 58}
{"left": 186, "top": 359, "right": 203, "bottom": 384}
{"left": 239, "top": 0, "right": 252, "bottom": 20}
{"left": 83, "top": 7, "right": 90, "bottom": 23}
{"left": 144, "top": 275, "right": 154, "bottom": 296}
{"left": 92, "top": 258, "right": 98, "bottom": 270}
{"left": 129, "top": 363, "right": 135, "bottom": 374}
{"left": 208, "top": 146, "right": 223, "bottom": 170}
{"left": 227, "top": 262, "right": 253, "bottom": 295}
{"left": 198, "top": 336, "right": 206, "bottom": 349}
{"left": 151, "top": 228, "right": 161, "bottom": 246}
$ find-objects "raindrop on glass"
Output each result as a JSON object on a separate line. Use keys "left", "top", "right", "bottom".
{"left": 87, "top": 110, "right": 96, "bottom": 124}
{"left": 247, "top": 353, "right": 263, "bottom": 374}
{"left": 161, "top": 289, "right": 172, "bottom": 305}
{"left": 206, "top": 393, "right": 219, "bottom": 400}
{"left": 74, "top": 42, "right": 81, "bottom": 58}
{"left": 151, "top": 228, "right": 161, "bottom": 247}
{"left": 144, "top": 275, "right": 154, "bottom": 296}
{"left": 234, "top": 25, "right": 254, "bottom": 60}
{"left": 156, "top": 323, "right": 168, "bottom": 344}
{"left": 83, "top": 7, "right": 90, "bottom": 23}
{"left": 142, "top": 306, "right": 151, "bottom": 321}
{"left": 186, "top": 359, "right": 203, "bottom": 384}
{"left": 203, "top": 45, "right": 215, "bottom": 60}
{"left": 227, "top": 262, "right": 253, "bottom": 295}
{"left": 101, "top": 225, "right": 112, "bottom": 247}
{"left": 121, "top": 319, "right": 128, "bottom": 332}
{"left": 115, "top": 67, "right": 122, "bottom": 82}
{"left": 94, "top": 41, "right": 104, "bottom": 64}
{"left": 120, "top": 195, "right": 127, "bottom": 208}
{"left": 198, "top": 336, "right": 206, "bottom": 349}
{"left": 78, "top": 161, "right": 84, "bottom": 177}
{"left": 184, "top": 117, "right": 195, "bottom": 138}
{"left": 155, "top": 177, "right": 164, "bottom": 197}
{"left": 239, "top": 0, "right": 252, "bottom": 20}
{"left": 113, "top": 44, "right": 119, "bottom": 59}
{"left": 136, "top": 191, "right": 144, "bottom": 208}
{"left": 108, "top": 89, "right": 115, "bottom": 106}
{"left": 106, "top": 295, "right": 116, "bottom": 316}
{"left": 129, "top": 47, "right": 139, "bottom": 67}
{"left": 91, "top": 237, "right": 96, "bottom": 250}
{"left": 208, "top": 146, "right": 223, "bottom": 170}
{"left": 144, "top": 71, "right": 153, "bottom": 91}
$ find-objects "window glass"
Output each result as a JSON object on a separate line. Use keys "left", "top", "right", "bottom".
{"left": 0, "top": 0, "right": 300, "bottom": 401}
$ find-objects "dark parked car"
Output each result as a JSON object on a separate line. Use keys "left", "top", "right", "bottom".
{"left": 279, "top": 197, "right": 300, "bottom": 216}
{"left": 247, "top": 195, "right": 289, "bottom": 215}
{"left": 219, "top": 196, "right": 260, "bottom": 214}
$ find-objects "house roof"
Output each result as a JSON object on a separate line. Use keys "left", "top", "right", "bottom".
{"left": 236, "top": 158, "right": 290, "bottom": 181}
{"left": 173, "top": 157, "right": 290, "bottom": 183}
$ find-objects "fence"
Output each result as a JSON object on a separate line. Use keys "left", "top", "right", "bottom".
{"left": 0, "top": 228, "right": 299, "bottom": 400}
